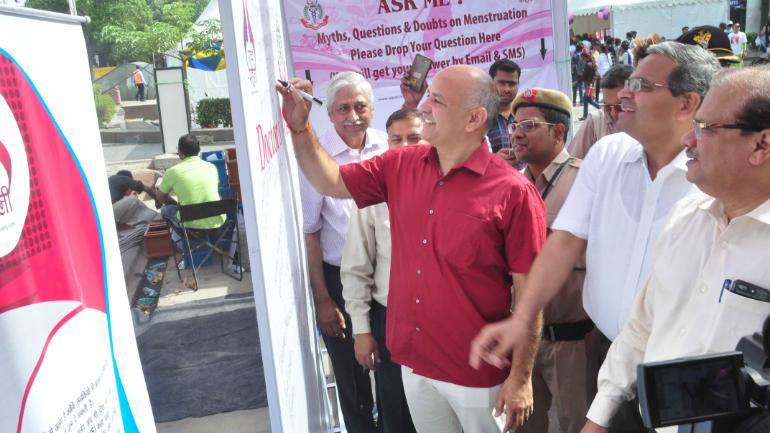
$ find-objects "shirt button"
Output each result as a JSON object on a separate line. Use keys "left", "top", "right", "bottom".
{"left": 699, "top": 285, "right": 707, "bottom": 293}
{"left": 416, "top": 269, "right": 422, "bottom": 275}
{"left": 428, "top": 209, "right": 434, "bottom": 215}
{"left": 416, "top": 298, "right": 421, "bottom": 304}
{"left": 679, "top": 328, "right": 686, "bottom": 336}
{"left": 438, "top": 181, "right": 445, "bottom": 186}
{"left": 422, "top": 239, "right": 428, "bottom": 245}
{"left": 416, "top": 326, "right": 421, "bottom": 332}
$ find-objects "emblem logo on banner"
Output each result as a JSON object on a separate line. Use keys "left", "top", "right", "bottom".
{"left": 243, "top": 0, "right": 258, "bottom": 87}
{"left": 301, "top": 0, "right": 329, "bottom": 30}
{"left": 0, "top": 92, "right": 30, "bottom": 258}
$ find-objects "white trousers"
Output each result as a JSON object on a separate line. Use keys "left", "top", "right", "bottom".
{"left": 401, "top": 366, "right": 505, "bottom": 433}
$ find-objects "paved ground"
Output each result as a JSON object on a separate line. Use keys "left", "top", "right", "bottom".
{"left": 102, "top": 142, "right": 235, "bottom": 163}
{"left": 156, "top": 408, "right": 270, "bottom": 433}
{"left": 122, "top": 229, "right": 276, "bottom": 432}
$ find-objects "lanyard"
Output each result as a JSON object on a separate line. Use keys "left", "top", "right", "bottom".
{"left": 540, "top": 158, "right": 573, "bottom": 200}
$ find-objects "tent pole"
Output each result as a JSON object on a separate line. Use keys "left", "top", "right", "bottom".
{"left": 609, "top": 5, "right": 614, "bottom": 41}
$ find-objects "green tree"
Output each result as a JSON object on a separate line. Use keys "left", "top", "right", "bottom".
{"left": 186, "top": 18, "right": 222, "bottom": 52}
{"left": 24, "top": 0, "right": 70, "bottom": 13}
{"left": 25, "top": 0, "right": 214, "bottom": 65}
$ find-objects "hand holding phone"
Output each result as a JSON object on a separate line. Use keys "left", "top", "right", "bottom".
{"left": 407, "top": 54, "right": 433, "bottom": 93}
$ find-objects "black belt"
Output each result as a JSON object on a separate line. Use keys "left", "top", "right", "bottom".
{"left": 542, "top": 319, "right": 595, "bottom": 342}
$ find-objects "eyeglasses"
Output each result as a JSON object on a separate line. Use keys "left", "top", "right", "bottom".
{"left": 692, "top": 119, "right": 762, "bottom": 139}
{"left": 334, "top": 102, "right": 370, "bottom": 115}
{"left": 601, "top": 103, "right": 622, "bottom": 114}
{"left": 510, "top": 120, "right": 555, "bottom": 132}
{"left": 624, "top": 77, "right": 668, "bottom": 93}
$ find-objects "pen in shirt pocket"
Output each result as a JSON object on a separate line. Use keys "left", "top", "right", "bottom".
{"left": 719, "top": 279, "right": 731, "bottom": 303}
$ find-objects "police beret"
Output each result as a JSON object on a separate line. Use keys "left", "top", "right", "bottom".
{"left": 675, "top": 25, "right": 740, "bottom": 64}
{"left": 512, "top": 88, "right": 573, "bottom": 117}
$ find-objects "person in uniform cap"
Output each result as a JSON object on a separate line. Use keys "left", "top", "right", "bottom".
{"left": 676, "top": 25, "right": 740, "bottom": 66}
{"left": 510, "top": 88, "right": 591, "bottom": 433}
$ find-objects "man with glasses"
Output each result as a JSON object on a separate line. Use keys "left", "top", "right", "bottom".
{"left": 277, "top": 65, "right": 547, "bottom": 433}
{"left": 471, "top": 42, "right": 720, "bottom": 432}
{"left": 570, "top": 65, "right": 634, "bottom": 159}
{"left": 299, "top": 71, "right": 387, "bottom": 433}
{"left": 581, "top": 64, "right": 770, "bottom": 433}
{"left": 509, "top": 88, "right": 591, "bottom": 433}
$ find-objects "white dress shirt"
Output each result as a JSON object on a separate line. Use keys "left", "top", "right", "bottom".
{"left": 553, "top": 133, "right": 697, "bottom": 340}
{"left": 587, "top": 193, "right": 770, "bottom": 428}
{"left": 341, "top": 202, "right": 391, "bottom": 334}
{"left": 300, "top": 127, "right": 388, "bottom": 266}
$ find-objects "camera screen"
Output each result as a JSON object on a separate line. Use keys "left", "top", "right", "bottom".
{"left": 650, "top": 357, "right": 743, "bottom": 425}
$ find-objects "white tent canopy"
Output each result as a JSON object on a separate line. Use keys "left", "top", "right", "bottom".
{"left": 568, "top": 0, "right": 729, "bottom": 41}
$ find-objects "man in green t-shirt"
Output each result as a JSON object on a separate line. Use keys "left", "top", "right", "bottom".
{"left": 157, "top": 134, "right": 225, "bottom": 231}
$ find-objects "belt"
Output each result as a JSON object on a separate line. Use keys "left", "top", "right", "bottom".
{"left": 542, "top": 319, "right": 595, "bottom": 342}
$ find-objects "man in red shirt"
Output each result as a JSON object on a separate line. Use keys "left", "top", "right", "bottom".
{"left": 276, "top": 65, "right": 547, "bottom": 433}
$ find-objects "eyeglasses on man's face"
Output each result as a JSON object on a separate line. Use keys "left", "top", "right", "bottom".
{"left": 333, "top": 102, "right": 370, "bottom": 115}
{"left": 692, "top": 119, "right": 762, "bottom": 139}
{"left": 509, "top": 120, "right": 555, "bottom": 133}
{"left": 624, "top": 77, "right": 668, "bottom": 93}
{"left": 601, "top": 103, "right": 622, "bottom": 114}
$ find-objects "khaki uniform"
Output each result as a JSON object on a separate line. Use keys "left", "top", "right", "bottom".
{"left": 569, "top": 110, "right": 612, "bottom": 160}
{"left": 518, "top": 148, "right": 590, "bottom": 433}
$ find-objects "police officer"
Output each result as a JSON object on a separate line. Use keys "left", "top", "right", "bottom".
{"left": 509, "top": 88, "right": 591, "bottom": 433}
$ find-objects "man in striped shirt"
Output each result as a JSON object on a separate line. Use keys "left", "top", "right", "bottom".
{"left": 487, "top": 59, "right": 521, "bottom": 154}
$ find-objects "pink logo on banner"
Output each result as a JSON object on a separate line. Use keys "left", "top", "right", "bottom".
{"left": 0, "top": 139, "right": 12, "bottom": 216}
{"left": 0, "top": 52, "right": 105, "bottom": 314}
{"left": 0, "top": 140, "right": 11, "bottom": 183}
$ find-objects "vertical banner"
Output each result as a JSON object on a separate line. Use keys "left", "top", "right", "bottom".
{"left": 284, "top": 0, "right": 562, "bottom": 130}
{"left": 0, "top": 6, "right": 155, "bottom": 433}
{"left": 219, "top": 1, "right": 330, "bottom": 433}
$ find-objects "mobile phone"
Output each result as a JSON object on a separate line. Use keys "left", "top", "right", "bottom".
{"left": 728, "top": 279, "right": 770, "bottom": 302}
{"left": 407, "top": 53, "right": 433, "bottom": 92}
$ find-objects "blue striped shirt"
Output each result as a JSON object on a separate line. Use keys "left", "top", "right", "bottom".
{"left": 487, "top": 112, "right": 515, "bottom": 153}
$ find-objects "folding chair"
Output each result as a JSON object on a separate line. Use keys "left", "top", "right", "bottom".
{"left": 165, "top": 198, "right": 243, "bottom": 291}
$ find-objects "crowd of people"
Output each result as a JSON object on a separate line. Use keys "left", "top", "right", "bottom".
{"left": 272, "top": 19, "right": 770, "bottom": 433}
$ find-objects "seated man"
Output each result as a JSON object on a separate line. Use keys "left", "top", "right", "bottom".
{"left": 109, "top": 169, "right": 157, "bottom": 204}
{"left": 157, "top": 134, "right": 224, "bottom": 233}
{"left": 109, "top": 169, "right": 160, "bottom": 228}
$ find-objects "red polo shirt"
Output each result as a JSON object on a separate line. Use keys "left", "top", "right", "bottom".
{"left": 339, "top": 142, "right": 546, "bottom": 387}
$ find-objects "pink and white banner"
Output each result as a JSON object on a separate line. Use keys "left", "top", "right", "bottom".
{"left": 0, "top": 7, "right": 155, "bottom": 433}
{"left": 284, "top": 0, "right": 559, "bottom": 97}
